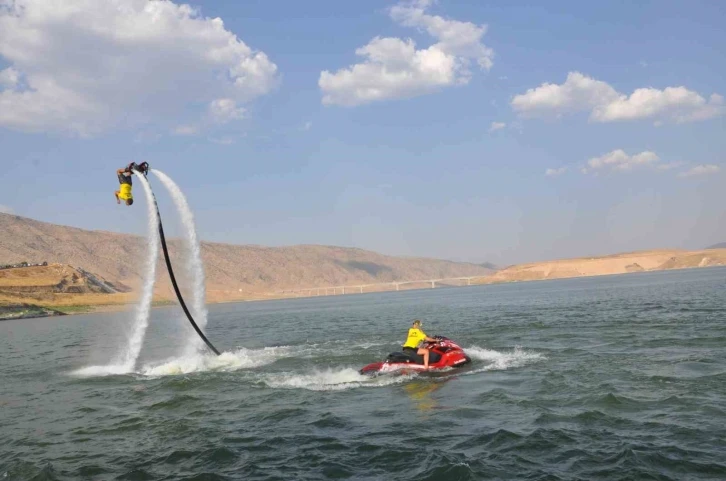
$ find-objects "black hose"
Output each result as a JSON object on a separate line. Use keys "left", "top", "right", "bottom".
{"left": 151, "top": 191, "right": 221, "bottom": 356}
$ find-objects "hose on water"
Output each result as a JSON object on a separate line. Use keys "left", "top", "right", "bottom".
{"left": 148, "top": 184, "right": 221, "bottom": 356}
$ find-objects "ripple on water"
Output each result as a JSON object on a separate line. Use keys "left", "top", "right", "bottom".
{"left": 2, "top": 268, "right": 726, "bottom": 480}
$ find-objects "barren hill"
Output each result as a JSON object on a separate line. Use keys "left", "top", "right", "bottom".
{"left": 473, "top": 249, "right": 726, "bottom": 284}
{"left": 0, "top": 213, "right": 494, "bottom": 303}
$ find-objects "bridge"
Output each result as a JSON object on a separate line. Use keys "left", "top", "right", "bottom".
{"left": 277, "top": 277, "right": 479, "bottom": 298}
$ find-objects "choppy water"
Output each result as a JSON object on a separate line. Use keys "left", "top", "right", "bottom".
{"left": 1, "top": 268, "right": 725, "bottom": 480}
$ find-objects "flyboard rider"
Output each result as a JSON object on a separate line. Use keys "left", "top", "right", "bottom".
{"left": 114, "top": 162, "right": 149, "bottom": 206}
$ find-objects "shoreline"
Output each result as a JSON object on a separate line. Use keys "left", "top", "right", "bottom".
{"left": 3, "top": 263, "right": 724, "bottom": 320}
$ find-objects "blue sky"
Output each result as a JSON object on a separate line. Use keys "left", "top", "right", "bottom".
{"left": 1, "top": 0, "right": 724, "bottom": 265}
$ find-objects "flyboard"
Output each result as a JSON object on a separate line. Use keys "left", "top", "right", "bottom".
{"left": 133, "top": 163, "right": 221, "bottom": 356}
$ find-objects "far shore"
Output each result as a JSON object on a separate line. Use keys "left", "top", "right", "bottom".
{"left": 3, "top": 262, "right": 724, "bottom": 321}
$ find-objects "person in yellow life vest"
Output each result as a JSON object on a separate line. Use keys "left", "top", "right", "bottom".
{"left": 402, "top": 319, "right": 437, "bottom": 369}
{"left": 114, "top": 166, "right": 135, "bottom": 206}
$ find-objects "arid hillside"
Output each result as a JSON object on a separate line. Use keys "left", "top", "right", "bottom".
{"left": 473, "top": 249, "right": 726, "bottom": 284}
{"left": 0, "top": 213, "right": 494, "bottom": 303}
{"left": 0, "top": 264, "right": 136, "bottom": 312}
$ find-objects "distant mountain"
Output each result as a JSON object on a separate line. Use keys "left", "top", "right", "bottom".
{"left": 706, "top": 242, "right": 726, "bottom": 249}
{"left": 477, "top": 262, "right": 498, "bottom": 270}
{"left": 476, "top": 248, "right": 726, "bottom": 285}
{"left": 0, "top": 213, "right": 496, "bottom": 302}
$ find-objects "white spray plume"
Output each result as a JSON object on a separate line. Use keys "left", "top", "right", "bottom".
{"left": 114, "top": 172, "right": 160, "bottom": 371}
{"left": 151, "top": 169, "right": 209, "bottom": 355}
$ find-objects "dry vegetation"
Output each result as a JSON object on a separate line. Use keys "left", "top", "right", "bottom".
{"left": 0, "top": 213, "right": 493, "bottom": 311}
{"left": 471, "top": 249, "right": 726, "bottom": 285}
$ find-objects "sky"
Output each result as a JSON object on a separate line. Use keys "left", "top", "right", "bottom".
{"left": 0, "top": 0, "right": 724, "bottom": 266}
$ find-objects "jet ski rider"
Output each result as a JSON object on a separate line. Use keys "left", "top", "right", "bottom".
{"left": 402, "top": 319, "right": 437, "bottom": 369}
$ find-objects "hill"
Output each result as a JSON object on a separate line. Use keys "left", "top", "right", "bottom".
{"left": 0, "top": 264, "right": 136, "bottom": 314}
{"left": 706, "top": 242, "right": 726, "bottom": 249}
{"left": 472, "top": 249, "right": 726, "bottom": 285}
{"left": 0, "top": 213, "right": 494, "bottom": 307}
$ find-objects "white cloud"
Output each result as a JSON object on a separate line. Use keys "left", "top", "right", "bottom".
{"left": 0, "top": 0, "right": 278, "bottom": 136}
{"left": 0, "top": 67, "right": 19, "bottom": 88}
{"left": 302, "top": 121, "right": 312, "bottom": 131}
{"left": 208, "top": 98, "right": 245, "bottom": 123}
{"left": 592, "top": 89, "right": 724, "bottom": 123}
{"left": 656, "top": 161, "right": 684, "bottom": 171}
{"left": 512, "top": 72, "right": 619, "bottom": 118}
{"left": 512, "top": 72, "right": 723, "bottom": 124}
{"left": 319, "top": 0, "right": 493, "bottom": 106}
{"left": 585, "top": 150, "right": 660, "bottom": 173}
{"left": 488, "top": 121, "right": 506, "bottom": 132}
{"left": 678, "top": 164, "right": 721, "bottom": 178}
{"left": 545, "top": 167, "right": 567, "bottom": 177}
{"left": 173, "top": 125, "right": 199, "bottom": 136}
{"left": 0, "top": 204, "right": 13, "bottom": 214}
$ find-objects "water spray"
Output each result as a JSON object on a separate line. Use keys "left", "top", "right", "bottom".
{"left": 145, "top": 168, "right": 220, "bottom": 356}
{"left": 151, "top": 169, "right": 209, "bottom": 356}
{"left": 115, "top": 173, "right": 160, "bottom": 370}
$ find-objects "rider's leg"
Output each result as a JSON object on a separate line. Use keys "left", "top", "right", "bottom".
{"left": 418, "top": 348, "right": 430, "bottom": 368}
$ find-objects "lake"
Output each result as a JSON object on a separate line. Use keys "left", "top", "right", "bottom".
{"left": 1, "top": 267, "right": 725, "bottom": 480}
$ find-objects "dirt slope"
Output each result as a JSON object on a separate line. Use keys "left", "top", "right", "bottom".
{"left": 0, "top": 213, "right": 494, "bottom": 302}
{"left": 473, "top": 249, "right": 726, "bottom": 284}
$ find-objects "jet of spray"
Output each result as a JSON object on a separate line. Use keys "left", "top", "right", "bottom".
{"left": 151, "top": 169, "right": 209, "bottom": 355}
{"left": 115, "top": 173, "right": 160, "bottom": 371}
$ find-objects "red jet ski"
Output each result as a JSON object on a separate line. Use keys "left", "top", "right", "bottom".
{"left": 359, "top": 336, "right": 471, "bottom": 375}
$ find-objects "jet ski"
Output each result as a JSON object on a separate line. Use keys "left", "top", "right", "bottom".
{"left": 359, "top": 336, "right": 471, "bottom": 375}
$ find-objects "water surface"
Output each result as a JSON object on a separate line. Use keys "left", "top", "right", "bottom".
{"left": 2, "top": 268, "right": 725, "bottom": 480}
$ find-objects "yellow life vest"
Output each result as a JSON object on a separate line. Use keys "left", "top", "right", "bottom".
{"left": 403, "top": 327, "right": 427, "bottom": 348}
{"left": 118, "top": 183, "right": 133, "bottom": 201}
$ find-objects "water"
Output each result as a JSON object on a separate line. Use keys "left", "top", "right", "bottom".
{"left": 151, "top": 169, "right": 209, "bottom": 356}
{"left": 1, "top": 268, "right": 725, "bottom": 480}
{"left": 111, "top": 172, "right": 159, "bottom": 373}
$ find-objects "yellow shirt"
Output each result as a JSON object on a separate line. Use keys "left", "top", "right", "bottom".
{"left": 403, "top": 327, "right": 427, "bottom": 348}
{"left": 118, "top": 183, "right": 133, "bottom": 201}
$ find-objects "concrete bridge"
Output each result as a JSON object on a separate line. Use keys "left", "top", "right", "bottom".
{"left": 278, "top": 277, "right": 478, "bottom": 298}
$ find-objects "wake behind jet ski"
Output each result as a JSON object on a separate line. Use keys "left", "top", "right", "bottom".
{"left": 359, "top": 336, "right": 471, "bottom": 375}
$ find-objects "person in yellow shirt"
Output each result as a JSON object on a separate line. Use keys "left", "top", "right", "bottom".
{"left": 114, "top": 162, "right": 148, "bottom": 206}
{"left": 114, "top": 166, "right": 134, "bottom": 206}
{"left": 402, "top": 319, "right": 437, "bottom": 369}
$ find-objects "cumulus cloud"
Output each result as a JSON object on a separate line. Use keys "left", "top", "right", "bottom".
{"left": 512, "top": 72, "right": 723, "bottom": 124}
{"left": 655, "top": 161, "right": 684, "bottom": 171}
{"left": 512, "top": 72, "right": 619, "bottom": 118}
{"left": 319, "top": 0, "right": 493, "bottom": 106}
{"left": 488, "top": 121, "right": 506, "bottom": 132}
{"left": 208, "top": 98, "right": 245, "bottom": 123}
{"left": 584, "top": 150, "right": 660, "bottom": 173}
{"left": 0, "top": 0, "right": 278, "bottom": 136}
{"left": 0, "top": 67, "right": 19, "bottom": 88}
{"left": 678, "top": 164, "right": 721, "bottom": 178}
{"left": 545, "top": 167, "right": 567, "bottom": 177}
